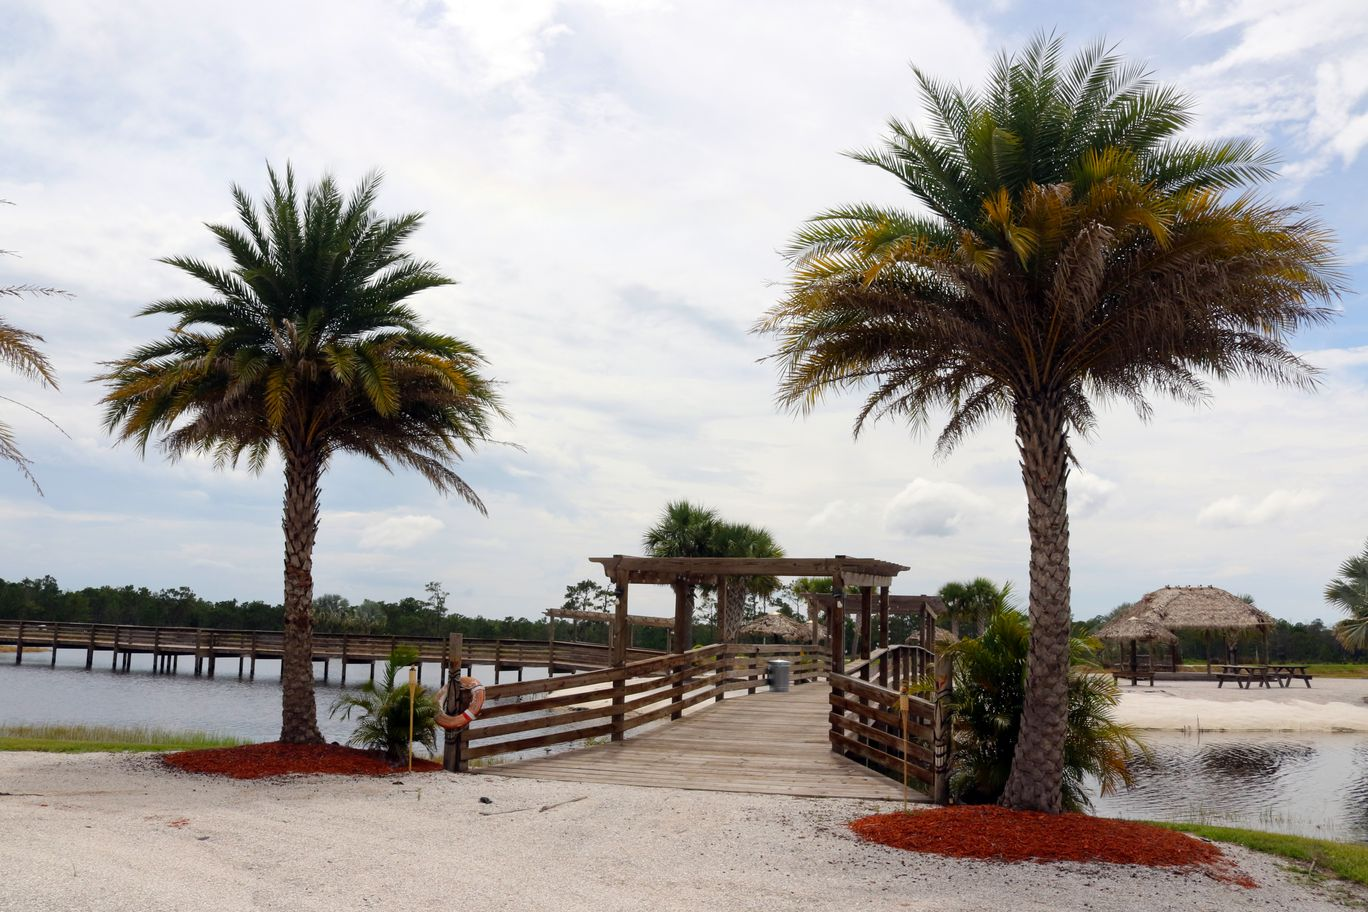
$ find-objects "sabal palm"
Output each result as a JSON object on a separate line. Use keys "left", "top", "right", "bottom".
{"left": 643, "top": 500, "right": 722, "bottom": 645}
{"left": 709, "top": 521, "right": 784, "bottom": 640}
{"left": 939, "top": 577, "right": 1006, "bottom": 638}
{"left": 759, "top": 36, "right": 1339, "bottom": 811}
{"left": 1325, "top": 543, "right": 1368, "bottom": 652}
{"left": 100, "top": 166, "right": 505, "bottom": 743}
{"left": 330, "top": 646, "right": 439, "bottom": 761}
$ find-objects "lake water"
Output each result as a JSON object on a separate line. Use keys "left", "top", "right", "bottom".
{"left": 1090, "top": 730, "right": 1368, "bottom": 843}
{"left": 5, "top": 654, "right": 1368, "bottom": 842}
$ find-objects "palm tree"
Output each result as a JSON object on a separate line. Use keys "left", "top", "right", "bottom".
{"left": 643, "top": 500, "right": 722, "bottom": 639}
{"left": 2, "top": 202, "right": 64, "bottom": 491}
{"left": 1326, "top": 542, "right": 1368, "bottom": 651}
{"left": 938, "top": 577, "right": 1007, "bottom": 638}
{"left": 100, "top": 166, "right": 506, "bottom": 743}
{"left": 330, "top": 645, "right": 439, "bottom": 762}
{"left": 709, "top": 521, "right": 784, "bottom": 640}
{"left": 757, "top": 36, "right": 1339, "bottom": 812}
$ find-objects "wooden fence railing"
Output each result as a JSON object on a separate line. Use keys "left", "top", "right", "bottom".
{"left": 828, "top": 643, "right": 952, "bottom": 802}
{"left": 445, "top": 642, "right": 829, "bottom": 769}
{"left": 0, "top": 619, "right": 658, "bottom": 679}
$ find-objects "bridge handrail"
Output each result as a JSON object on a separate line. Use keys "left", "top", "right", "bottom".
{"left": 447, "top": 642, "right": 831, "bottom": 768}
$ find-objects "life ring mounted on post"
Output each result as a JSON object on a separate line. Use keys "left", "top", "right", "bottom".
{"left": 435, "top": 675, "right": 485, "bottom": 731}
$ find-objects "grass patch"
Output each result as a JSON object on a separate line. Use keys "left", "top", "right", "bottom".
{"left": 1154, "top": 822, "right": 1368, "bottom": 885}
{"left": 0, "top": 723, "right": 248, "bottom": 753}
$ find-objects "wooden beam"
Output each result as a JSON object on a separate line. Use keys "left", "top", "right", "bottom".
{"left": 589, "top": 556, "right": 910, "bottom": 580}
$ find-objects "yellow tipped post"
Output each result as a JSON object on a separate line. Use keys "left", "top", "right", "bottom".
{"left": 408, "top": 665, "right": 417, "bottom": 772}
{"left": 899, "top": 691, "right": 910, "bottom": 813}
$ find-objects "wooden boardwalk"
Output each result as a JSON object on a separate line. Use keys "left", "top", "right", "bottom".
{"left": 482, "top": 683, "right": 917, "bottom": 801}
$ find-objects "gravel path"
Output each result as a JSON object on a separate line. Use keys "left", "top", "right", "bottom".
{"left": 2, "top": 752, "right": 1364, "bottom": 912}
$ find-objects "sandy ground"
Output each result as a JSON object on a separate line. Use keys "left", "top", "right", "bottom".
{"left": 3, "top": 753, "right": 1366, "bottom": 912}
{"left": 1113, "top": 677, "right": 1368, "bottom": 731}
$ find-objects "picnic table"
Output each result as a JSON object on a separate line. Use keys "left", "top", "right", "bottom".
{"left": 1216, "top": 664, "right": 1313, "bottom": 689}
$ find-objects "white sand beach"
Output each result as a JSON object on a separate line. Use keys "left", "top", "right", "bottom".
{"left": 3, "top": 751, "right": 1366, "bottom": 912}
{"left": 1113, "top": 677, "right": 1368, "bottom": 732}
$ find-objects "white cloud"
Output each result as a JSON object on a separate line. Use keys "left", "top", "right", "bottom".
{"left": 883, "top": 479, "right": 992, "bottom": 538}
{"left": 1069, "top": 472, "right": 1117, "bottom": 519}
{"left": 358, "top": 515, "right": 447, "bottom": 550}
{"left": 1196, "top": 489, "right": 1325, "bottom": 528}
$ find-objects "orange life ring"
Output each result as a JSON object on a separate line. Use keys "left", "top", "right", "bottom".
{"left": 435, "top": 675, "right": 485, "bottom": 731}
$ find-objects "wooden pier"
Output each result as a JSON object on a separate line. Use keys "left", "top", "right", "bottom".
{"left": 486, "top": 683, "right": 913, "bottom": 800}
{"left": 0, "top": 619, "right": 657, "bottom": 684}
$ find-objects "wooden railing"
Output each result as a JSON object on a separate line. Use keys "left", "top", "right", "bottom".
{"left": 445, "top": 643, "right": 829, "bottom": 769}
{"left": 829, "top": 643, "right": 952, "bottom": 802}
{"left": 0, "top": 619, "right": 658, "bottom": 677}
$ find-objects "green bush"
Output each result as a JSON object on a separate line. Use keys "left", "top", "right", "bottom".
{"left": 947, "top": 606, "right": 1145, "bottom": 811}
{"left": 329, "top": 646, "right": 439, "bottom": 762}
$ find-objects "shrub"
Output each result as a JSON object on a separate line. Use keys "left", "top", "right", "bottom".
{"left": 947, "top": 606, "right": 1144, "bottom": 811}
{"left": 329, "top": 646, "right": 439, "bottom": 762}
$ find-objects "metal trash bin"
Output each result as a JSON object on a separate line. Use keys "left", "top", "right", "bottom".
{"left": 767, "top": 659, "right": 792, "bottom": 693}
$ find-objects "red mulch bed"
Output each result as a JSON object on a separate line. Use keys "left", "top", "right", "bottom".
{"left": 851, "top": 806, "right": 1254, "bottom": 887}
{"left": 162, "top": 742, "right": 443, "bottom": 779}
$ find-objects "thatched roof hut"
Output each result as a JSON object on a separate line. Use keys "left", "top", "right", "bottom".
{"left": 1133, "top": 586, "right": 1273, "bottom": 633}
{"left": 905, "top": 627, "right": 959, "bottom": 648}
{"left": 738, "top": 612, "right": 811, "bottom": 642}
{"left": 1095, "top": 615, "right": 1179, "bottom": 644}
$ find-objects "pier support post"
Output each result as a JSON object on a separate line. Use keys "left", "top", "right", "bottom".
{"left": 932, "top": 651, "right": 953, "bottom": 804}
{"left": 610, "top": 564, "right": 629, "bottom": 741}
{"left": 443, "top": 634, "right": 466, "bottom": 772}
{"left": 14, "top": 620, "right": 23, "bottom": 665}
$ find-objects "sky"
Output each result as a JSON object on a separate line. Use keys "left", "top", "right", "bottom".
{"left": 1, "top": 0, "right": 1366, "bottom": 624}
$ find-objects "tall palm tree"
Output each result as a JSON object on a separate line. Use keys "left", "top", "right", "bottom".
{"left": 642, "top": 500, "right": 721, "bottom": 640}
{"left": 758, "top": 36, "right": 1339, "bottom": 811}
{"left": 1326, "top": 542, "right": 1368, "bottom": 652}
{"left": 100, "top": 166, "right": 506, "bottom": 743}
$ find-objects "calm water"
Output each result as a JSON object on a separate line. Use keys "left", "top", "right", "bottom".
{"left": 7, "top": 654, "right": 1368, "bottom": 842}
{"left": 1091, "top": 730, "right": 1368, "bottom": 843}
{"left": 0, "top": 647, "right": 552, "bottom": 750}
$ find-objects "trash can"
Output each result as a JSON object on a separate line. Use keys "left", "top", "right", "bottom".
{"left": 767, "top": 659, "right": 792, "bottom": 693}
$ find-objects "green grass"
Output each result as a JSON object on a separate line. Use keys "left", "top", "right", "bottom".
{"left": 0, "top": 723, "right": 248, "bottom": 753}
{"left": 1154, "top": 822, "right": 1368, "bottom": 885}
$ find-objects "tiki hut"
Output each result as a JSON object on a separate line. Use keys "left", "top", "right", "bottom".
{"left": 737, "top": 612, "right": 811, "bottom": 643}
{"left": 1096, "top": 614, "right": 1179, "bottom": 676}
{"left": 1132, "top": 585, "right": 1275, "bottom": 672}
{"left": 905, "top": 627, "right": 959, "bottom": 649}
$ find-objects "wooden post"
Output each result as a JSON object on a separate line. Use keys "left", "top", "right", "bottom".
{"left": 878, "top": 586, "right": 890, "bottom": 685}
{"left": 50, "top": 622, "right": 59, "bottom": 667}
{"left": 547, "top": 612, "right": 556, "bottom": 674}
{"left": 858, "top": 586, "right": 872, "bottom": 681}
{"left": 828, "top": 568, "right": 846, "bottom": 753}
{"left": 610, "top": 567, "right": 629, "bottom": 742}
{"left": 14, "top": 620, "right": 23, "bottom": 665}
{"left": 932, "top": 650, "right": 953, "bottom": 804}
{"left": 111, "top": 626, "right": 119, "bottom": 670}
{"left": 443, "top": 633, "right": 465, "bottom": 772}
{"left": 85, "top": 625, "right": 95, "bottom": 670}
{"left": 672, "top": 581, "right": 691, "bottom": 655}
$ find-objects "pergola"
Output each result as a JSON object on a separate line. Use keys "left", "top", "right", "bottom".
{"left": 588, "top": 555, "right": 910, "bottom": 676}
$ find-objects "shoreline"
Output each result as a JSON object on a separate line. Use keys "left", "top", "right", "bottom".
{"left": 1114, "top": 678, "right": 1368, "bottom": 732}
{"left": 2, "top": 751, "right": 1364, "bottom": 911}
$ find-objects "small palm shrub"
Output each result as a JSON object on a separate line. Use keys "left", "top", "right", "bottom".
{"left": 947, "top": 607, "right": 1143, "bottom": 811}
{"left": 329, "top": 646, "right": 438, "bottom": 762}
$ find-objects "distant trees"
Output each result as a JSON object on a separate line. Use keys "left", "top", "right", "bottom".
{"left": 1325, "top": 542, "right": 1368, "bottom": 651}
{"left": 938, "top": 578, "right": 1009, "bottom": 639}
{"left": 561, "top": 579, "right": 615, "bottom": 613}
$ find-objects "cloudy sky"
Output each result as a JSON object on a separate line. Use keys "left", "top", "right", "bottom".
{"left": 1, "top": 0, "right": 1366, "bottom": 623}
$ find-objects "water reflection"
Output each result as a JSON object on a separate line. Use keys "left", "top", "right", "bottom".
{"left": 1094, "top": 730, "right": 1366, "bottom": 843}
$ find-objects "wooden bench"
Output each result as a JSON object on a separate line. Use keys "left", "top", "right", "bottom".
{"left": 1111, "top": 668, "right": 1155, "bottom": 686}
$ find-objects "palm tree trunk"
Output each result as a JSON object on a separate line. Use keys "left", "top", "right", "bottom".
{"left": 1000, "top": 403, "right": 1071, "bottom": 813}
{"left": 279, "top": 448, "right": 324, "bottom": 744}
{"left": 722, "top": 579, "right": 746, "bottom": 642}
